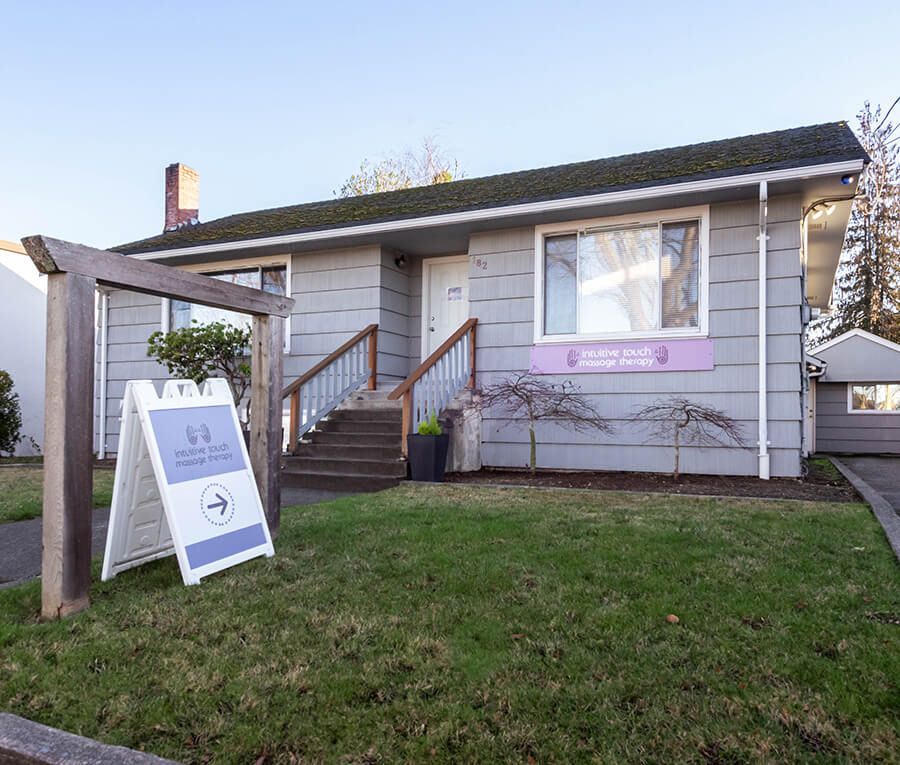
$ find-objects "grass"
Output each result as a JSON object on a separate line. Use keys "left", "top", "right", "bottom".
{"left": 0, "top": 485, "right": 897, "bottom": 763}
{"left": 809, "top": 456, "right": 844, "bottom": 482}
{"left": 0, "top": 468, "right": 115, "bottom": 523}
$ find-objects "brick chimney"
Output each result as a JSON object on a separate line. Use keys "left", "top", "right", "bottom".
{"left": 164, "top": 163, "right": 199, "bottom": 232}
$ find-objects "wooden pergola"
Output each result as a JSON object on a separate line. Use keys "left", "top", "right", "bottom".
{"left": 21, "top": 236, "right": 294, "bottom": 620}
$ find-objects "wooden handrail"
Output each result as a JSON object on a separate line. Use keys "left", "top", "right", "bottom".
{"left": 388, "top": 318, "right": 478, "bottom": 400}
{"left": 283, "top": 324, "right": 378, "bottom": 454}
{"left": 281, "top": 324, "right": 378, "bottom": 398}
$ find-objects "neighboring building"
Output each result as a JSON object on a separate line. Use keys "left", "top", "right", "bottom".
{"left": 99, "top": 124, "right": 868, "bottom": 481}
{"left": 809, "top": 329, "right": 900, "bottom": 455}
{"left": 0, "top": 239, "right": 46, "bottom": 455}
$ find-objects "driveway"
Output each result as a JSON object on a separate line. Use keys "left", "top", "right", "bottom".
{"left": 832, "top": 455, "right": 900, "bottom": 562}
{"left": 0, "top": 488, "right": 348, "bottom": 588}
{"left": 840, "top": 456, "right": 900, "bottom": 513}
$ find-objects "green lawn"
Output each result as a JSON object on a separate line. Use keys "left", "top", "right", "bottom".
{"left": 0, "top": 468, "right": 115, "bottom": 523}
{"left": 0, "top": 485, "right": 897, "bottom": 763}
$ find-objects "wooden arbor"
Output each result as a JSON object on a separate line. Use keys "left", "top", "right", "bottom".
{"left": 21, "top": 236, "right": 294, "bottom": 620}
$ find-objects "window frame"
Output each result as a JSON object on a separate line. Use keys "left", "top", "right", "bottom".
{"left": 160, "top": 254, "right": 292, "bottom": 353}
{"left": 532, "top": 205, "right": 710, "bottom": 344}
{"left": 846, "top": 382, "right": 900, "bottom": 414}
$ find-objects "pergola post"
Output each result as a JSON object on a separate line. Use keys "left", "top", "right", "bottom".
{"left": 41, "top": 272, "right": 96, "bottom": 620}
{"left": 249, "top": 314, "right": 284, "bottom": 536}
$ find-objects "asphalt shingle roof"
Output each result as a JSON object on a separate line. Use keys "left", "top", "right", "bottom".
{"left": 117, "top": 121, "right": 867, "bottom": 255}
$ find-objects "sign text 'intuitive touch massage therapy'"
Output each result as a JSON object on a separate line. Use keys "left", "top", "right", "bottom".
{"left": 530, "top": 337, "right": 714, "bottom": 375}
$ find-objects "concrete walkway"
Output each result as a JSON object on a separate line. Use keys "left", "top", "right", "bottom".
{"left": 831, "top": 456, "right": 900, "bottom": 562}
{"left": 0, "top": 488, "right": 348, "bottom": 588}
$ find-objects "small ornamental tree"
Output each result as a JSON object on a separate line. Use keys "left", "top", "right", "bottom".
{"left": 0, "top": 370, "right": 23, "bottom": 455}
{"left": 147, "top": 321, "right": 252, "bottom": 424}
{"left": 478, "top": 372, "right": 613, "bottom": 474}
{"left": 632, "top": 397, "right": 745, "bottom": 480}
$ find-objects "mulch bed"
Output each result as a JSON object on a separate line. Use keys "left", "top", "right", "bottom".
{"left": 445, "top": 460, "right": 860, "bottom": 503}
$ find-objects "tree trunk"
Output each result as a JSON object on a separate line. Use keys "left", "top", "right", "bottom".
{"left": 673, "top": 426, "right": 681, "bottom": 481}
{"left": 529, "top": 425, "right": 537, "bottom": 475}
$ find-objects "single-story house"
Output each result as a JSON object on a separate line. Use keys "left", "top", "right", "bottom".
{"left": 100, "top": 122, "right": 868, "bottom": 484}
{"left": 808, "top": 329, "right": 900, "bottom": 455}
{"left": 0, "top": 239, "right": 47, "bottom": 455}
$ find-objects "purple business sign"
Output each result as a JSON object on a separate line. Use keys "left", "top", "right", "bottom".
{"left": 530, "top": 337, "right": 714, "bottom": 375}
{"left": 148, "top": 404, "right": 247, "bottom": 485}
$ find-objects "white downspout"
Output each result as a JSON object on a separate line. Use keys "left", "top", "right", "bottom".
{"left": 757, "top": 181, "right": 770, "bottom": 479}
{"left": 97, "top": 289, "right": 110, "bottom": 459}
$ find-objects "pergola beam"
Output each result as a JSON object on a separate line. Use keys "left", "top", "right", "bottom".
{"left": 22, "top": 236, "right": 293, "bottom": 318}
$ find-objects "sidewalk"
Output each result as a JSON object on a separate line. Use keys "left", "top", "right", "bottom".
{"left": 0, "top": 488, "right": 347, "bottom": 588}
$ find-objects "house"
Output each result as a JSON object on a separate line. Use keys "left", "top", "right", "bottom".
{"left": 808, "top": 329, "right": 900, "bottom": 455}
{"left": 101, "top": 122, "right": 868, "bottom": 485}
{"left": 0, "top": 239, "right": 47, "bottom": 455}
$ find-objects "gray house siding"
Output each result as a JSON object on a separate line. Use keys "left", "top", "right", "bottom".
{"left": 816, "top": 336, "right": 900, "bottom": 382}
{"left": 815, "top": 382, "right": 900, "bottom": 454}
{"left": 97, "top": 244, "right": 413, "bottom": 455}
{"left": 469, "top": 196, "right": 804, "bottom": 477}
{"left": 96, "top": 198, "right": 808, "bottom": 475}
{"left": 287, "top": 244, "right": 409, "bottom": 385}
{"left": 96, "top": 288, "right": 168, "bottom": 455}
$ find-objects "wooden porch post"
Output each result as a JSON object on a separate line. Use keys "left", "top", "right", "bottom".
{"left": 250, "top": 314, "right": 284, "bottom": 536}
{"left": 367, "top": 326, "right": 378, "bottom": 390}
{"left": 41, "top": 272, "right": 96, "bottom": 620}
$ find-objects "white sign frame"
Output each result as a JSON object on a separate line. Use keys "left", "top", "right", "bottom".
{"left": 102, "top": 378, "right": 274, "bottom": 585}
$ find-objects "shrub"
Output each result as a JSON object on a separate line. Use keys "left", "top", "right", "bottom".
{"left": 0, "top": 370, "right": 23, "bottom": 455}
{"left": 478, "top": 373, "right": 613, "bottom": 474}
{"left": 147, "top": 321, "right": 252, "bottom": 423}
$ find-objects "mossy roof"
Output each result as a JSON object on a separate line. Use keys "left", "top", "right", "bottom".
{"left": 117, "top": 121, "right": 867, "bottom": 255}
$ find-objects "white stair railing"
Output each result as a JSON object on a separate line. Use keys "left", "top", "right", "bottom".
{"left": 283, "top": 324, "right": 377, "bottom": 452}
{"left": 388, "top": 318, "right": 477, "bottom": 456}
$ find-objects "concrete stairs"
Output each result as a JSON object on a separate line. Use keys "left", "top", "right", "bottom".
{"left": 281, "top": 390, "right": 406, "bottom": 492}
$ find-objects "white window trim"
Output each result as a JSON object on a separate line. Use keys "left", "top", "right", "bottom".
{"left": 420, "top": 254, "right": 469, "bottom": 361}
{"left": 532, "top": 205, "right": 710, "bottom": 344}
{"left": 846, "top": 382, "right": 900, "bottom": 414}
{"left": 160, "top": 254, "right": 292, "bottom": 353}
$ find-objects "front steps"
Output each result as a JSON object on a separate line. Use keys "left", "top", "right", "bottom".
{"left": 281, "top": 390, "right": 406, "bottom": 492}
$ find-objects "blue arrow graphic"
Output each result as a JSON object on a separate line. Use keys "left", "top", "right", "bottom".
{"left": 207, "top": 493, "right": 229, "bottom": 515}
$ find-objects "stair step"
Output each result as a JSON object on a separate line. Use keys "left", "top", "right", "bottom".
{"left": 293, "top": 443, "right": 401, "bottom": 460}
{"left": 318, "top": 419, "right": 401, "bottom": 434}
{"left": 328, "top": 408, "right": 401, "bottom": 422}
{"left": 283, "top": 455, "right": 406, "bottom": 478}
{"left": 309, "top": 430, "right": 402, "bottom": 448}
{"left": 281, "top": 469, "right": 402, "bottom": 492}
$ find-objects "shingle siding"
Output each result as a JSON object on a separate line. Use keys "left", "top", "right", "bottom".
{"left": 815, "top": 382, "right": 900, "bottom": 454}
{"left": 97, "top": 198, "right": 807, "bottom": 475}
{"left": 469, "top": 196, "right": 804, "bottom": 477}
{"left": 98, "top": 244, "right": 413, "bottom": 455}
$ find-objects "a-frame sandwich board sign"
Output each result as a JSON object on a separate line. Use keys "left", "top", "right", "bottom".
{"left": 101, "top": 378, "right": 274, "bottom": 585}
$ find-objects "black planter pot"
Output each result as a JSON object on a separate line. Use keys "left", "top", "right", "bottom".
{"left": 407, "top": 433, "right": 450, "bottom": 482}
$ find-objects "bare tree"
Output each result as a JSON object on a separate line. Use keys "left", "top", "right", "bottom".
{"left": 478, "top": 373, "right": 613, "bottom": 474}
{"left": 338, "top": 138, "right": 461, "bottom": 197}
{"left": 631, "top": 397, "right": 745, "bottom": 480}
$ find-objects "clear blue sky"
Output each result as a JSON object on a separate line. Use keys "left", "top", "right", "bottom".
{"left": 2, "top": 1, "right": 897, "bottom": 249}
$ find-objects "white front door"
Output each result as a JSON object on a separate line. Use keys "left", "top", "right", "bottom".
{"left": 424, "top": 257, "right": 469, "bottom": 358}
